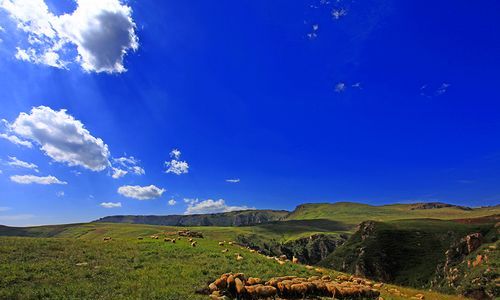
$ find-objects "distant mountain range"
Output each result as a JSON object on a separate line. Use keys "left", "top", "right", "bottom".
{"left": 94, "top": 201, "right": 498, "bottom": 227}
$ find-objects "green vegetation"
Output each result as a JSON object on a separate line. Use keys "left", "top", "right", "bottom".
{"left": 320, "top": 218, "right": 496, "bottom": 288}
{"left": 285, "top": 202, "right": 500, "bottom": 226}
{"left": 0, "top": 222, "right": 464, "bottom": 300}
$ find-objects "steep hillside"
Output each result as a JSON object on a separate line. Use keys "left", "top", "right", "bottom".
{"left": 319, "top": 217, "right": 499, "bottom": 299}
{"left": 94, "top": 209, "right": 288, "bottom": 226}
{"left": 286, "top": 202, "right": 500, "bottom": 226}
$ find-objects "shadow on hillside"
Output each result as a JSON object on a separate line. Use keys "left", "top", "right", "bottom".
{"left": 254, "top": 218, "right": 352, "bottom": 235}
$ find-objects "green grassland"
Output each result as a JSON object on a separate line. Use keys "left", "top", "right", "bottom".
{"left": 285, "top": 202, "right": 500, "bottom": 226}
{"left": 0, "top": 222, "right": 466, "bottom": 300}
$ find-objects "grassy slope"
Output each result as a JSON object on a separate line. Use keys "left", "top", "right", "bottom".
{"left": 286, "top": 202, "right": 500, "bottom": 226}
{"left": 0, "top": 223, "right": 464, "bottom": 300}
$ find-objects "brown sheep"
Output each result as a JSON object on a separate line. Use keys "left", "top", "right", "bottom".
{"left": 245, "top": 284, "right": 277, "bottom": 299}
{"left": 246, "top": 277, "right": 261, "bottom": 286}
{"left": 290, "top": 283, "right": 308, "bottom": 298}
{"left": 226, "top": 275, "right": 236, "bottom": 294}
{"left": 235, "top": 277, "right": 245, "bottom": 295}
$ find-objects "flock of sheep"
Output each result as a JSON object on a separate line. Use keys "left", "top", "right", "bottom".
{"left": 207, "top": 272, "right": 384, "bottom": 299}
{"left": 102, "top": 231, "right": 425, "bottom": 300}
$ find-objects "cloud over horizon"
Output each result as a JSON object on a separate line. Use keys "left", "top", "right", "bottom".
{"left": 100, "top": 202, "right": 121, "bottom": 208}
{"left": 117, "top": 184, "right": 165, "bottom": 200}
{"left": 184, "top": 199, "right": 253, "bottom": 215}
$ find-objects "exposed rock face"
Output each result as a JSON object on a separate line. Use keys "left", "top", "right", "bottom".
{"left": 236, "top": 234, "right": 348, "bottom": 265}
{"left": 280, "top": 234, "right": 348, "bottom": 265}
{"left": 409, "top": 202, "right": 472, "bottom": 211}
{"left": 94, "top": 210, "right": 288, "bottom": 227}
{"left": 443, "top": 233, "right": 483, "bottom": 272}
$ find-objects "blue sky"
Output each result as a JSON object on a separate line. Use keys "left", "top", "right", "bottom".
{"left": 0, "top": 0, "right": 499, "bottom": 226}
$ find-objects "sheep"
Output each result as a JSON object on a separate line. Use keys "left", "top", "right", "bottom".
{"left": 164, "top": 238, "right": 171, "bottom": 242}
{"left": 277, "top": 260, "right": 285, "bottom": 265}
{"left": 246, "top": 277, "right": 261, "bottom": 286}
{"left": 103, "top": 237, "right": 112, "bottom": 241}
{"left": 245, "top": 284, "right": 277, "bottom": 299}
{"left": 188, "top": 238, "right": 194, "bottom": 242}
{"left": 137, "top": 237, "right": 143, "bottom": 240}
{"left": 222, "top": 248, "right": 229, "bottom": 253}
{"left": 191, "top": 241, "right": 197, "bottom": 247}
{"left": 218, "top": 242, "right": 224, "bottom": 246}
{"left": 228, "top": 241, "right": 233, "bottom": 245}
{"left": 236, "top": 254, "right": 244, "bottom": 261}
{"left": 292, "top": 256, "right": 299, "bottom": 264}
{"left": 235, "top": 277, "right": 246, "bottom": 295}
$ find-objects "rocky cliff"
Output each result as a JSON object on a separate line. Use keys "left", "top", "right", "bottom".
{"left": 94, "top": 210, "right": 288, "bottom": 226}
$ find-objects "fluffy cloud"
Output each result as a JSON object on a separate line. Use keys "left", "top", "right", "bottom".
{"left": 117, "top": 184, "right": 165, "bottom": 200}
{"left": 168, "top": 199, "right": 176, "bottom": 206}
{"left": 0, "top": 133, "right": 33, "bottom": 147}
{"left": 185, "top": 199, "right": 253, "bottom": 215}
{"left": 1, "top": 0, "right": 138, "bottom": 73}
{"left": 100, "top": 202, "right": 121, "bottom": 208}
{"left": 4, "top": 106, "right": 110, "bottom": 171}
{"left": 165, "top": 149, "right": 189, "bottom": 175}
{"left": 225, "top": 178, "right": 240, "bottom": 183}
{"left": 10, "top": 174, "right": 66, "bottom": 184}
{"left": 111, "top": 156, "right": 145, "bottom": 179}
{"left": 7, "top": 156, "right": 38, "bottom": 172}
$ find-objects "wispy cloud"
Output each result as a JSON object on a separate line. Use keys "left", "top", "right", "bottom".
{"left": 111, "top": 156, "right": 145, "bottom": 179}
{"left": 10, "top": 174, "right": 66, "bottom": 185}
{"left": 168, "top": 199, "right": 176, "bottom": 206}
{"left": 6, "top": 156, "right": 38, "bottom": 172}
{"left": 420, "top": 82, "right": 451, "bottom": 98}
{"left": 0, "top": 214, "right": 34, "bottom": 222}
{"left": 225, "top": 178, "right": 240, "bottom": 183}
{"left": 100, "top": 202, "right": 122, "bottom": 208}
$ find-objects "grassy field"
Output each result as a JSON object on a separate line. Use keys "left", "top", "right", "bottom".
{"left": 0, "top": 222, "right": 466, "bottom": 300}
{"left": 285, "top": 202, "right": 500, "bottom": 226}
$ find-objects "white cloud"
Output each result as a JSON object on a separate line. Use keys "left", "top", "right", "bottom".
{"left": 1, "top": 0, "right": 138, "bottom": 73}
{"left": 111, "top": 156, "right": 145, "bottom": 179}
{"left": 435, "top": 83, "right": 450, "bottom": 96}
{"left": 56, "top": 191, "right": 64, "bottom": 197}
{"left": 225, "top": 178, "right": 240, "bottom": 183}
{"left": 170, "top": 149, "right": 181, "bottom": 160}
{"left": 332, "top": 8, "right": 348, "bottom": 20}
{"left": 168, "top": 199, "right": 176, "bottom": 206}
{"left": 7, "top": 156, "right": 38, "bottom": 172}
{"left": 100, "top": 201, "right": 121, "bottom": 208}
{"left": 10, "top": 174, "right": 66, "bottom": 184}
{"left": 111, "top": 167, "right": 127, "bottom": 179}
{"left": 117, "top": 184, "right": 165, "bottom": 200}
{"left": 165, "top": 159, "right": 189, "bottom": 175}
{"left": 335, "top": 82, "right": 346, "bottom": 93}
{"left": 165, "top": 148, "right": 189, "bottom": 175}
{"left": 0, "top": 133, "right": 33, "bottom": 147}
{"left": 185, "top": 199, "right": 253, "bottom": 215}
{"left": 5, "top": 106, "right": 110, "bottom": 171}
